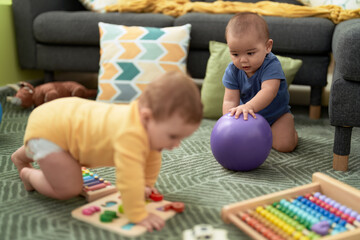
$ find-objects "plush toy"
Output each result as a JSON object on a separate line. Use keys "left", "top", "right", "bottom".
{"left": 6, "top": 81, "right": 98, "bottom": 108}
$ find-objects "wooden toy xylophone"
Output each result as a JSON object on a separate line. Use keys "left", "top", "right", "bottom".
{"left": 222, "top": 172, "right": 360, "bottom": 240}
{"left": 80, "top": 167, "right": 117, "bottom": 202}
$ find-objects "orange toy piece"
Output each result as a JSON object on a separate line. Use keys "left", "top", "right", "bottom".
{"left": 6, "top": 81, "right": 97, "bottom": 108}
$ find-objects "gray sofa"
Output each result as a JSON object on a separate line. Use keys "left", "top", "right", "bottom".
{"left": 12, "top": 0, "right": 335, "bottom": 119}
{"left": 329, "top": 19, "right": 360, "bottom": 171}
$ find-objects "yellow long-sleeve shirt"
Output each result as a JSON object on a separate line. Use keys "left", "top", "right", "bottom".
{"left": 24, "top": 97, "right": 161, "bottom": 222}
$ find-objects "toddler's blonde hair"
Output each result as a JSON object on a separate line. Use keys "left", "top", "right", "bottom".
{"left": 139, "top": 71, "right": 203, "bottom": 124}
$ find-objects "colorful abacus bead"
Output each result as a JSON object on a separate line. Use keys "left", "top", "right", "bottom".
{"left": 237, "top": 192, "right": 358, "bottom": 240}
{"left": 239, "top": 211, "right": 284, "bottom": 240}
{"left": 306, "top": 194, "right": 356, "bottom": 230}
{"left": 256, "top": 206, "right": 314, "bottom": 240}
{"left": 247, "top": 209, "right": 290, "bottom": 240}
{"left": 279, "top": 199, "right": 322, "bottom": 232}
{"left": 271, "top": 203, "right": 322, "bottom": 240}
{"left": 312, "top": 192, "right": 360, "bottom": 228}
{"left": 299, "top": 195, "right": 350, "bottom": 235}
{"left": 301, "top": 196, "right": 342, "bottom": 225}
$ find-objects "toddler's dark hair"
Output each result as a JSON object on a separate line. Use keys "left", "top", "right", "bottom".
{"left": 225, "top": 12, "right": 269, "bottom": 42}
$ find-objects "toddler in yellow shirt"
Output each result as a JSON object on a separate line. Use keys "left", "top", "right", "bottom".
{"left": 11, "top": 71, "right": 203, "bottom": 232}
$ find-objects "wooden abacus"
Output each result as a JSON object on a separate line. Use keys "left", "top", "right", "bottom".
{"left": 80, "top": 167, "right": 117, "bottom": 202}
{"left": 222, "top": 172, "right": 360, "bottom": 240}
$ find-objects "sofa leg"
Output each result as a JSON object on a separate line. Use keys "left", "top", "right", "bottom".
{"left": 333, "top": 126, "right": 352, "bottom": 171}
{"left": 309, "top": 86, "right": 322, "bottom": 119}
{"left": 309, "top": 105, "right": 321, "bottom": 119}
{"left": 333, "top": 153, "right": 349, "bottom": 171}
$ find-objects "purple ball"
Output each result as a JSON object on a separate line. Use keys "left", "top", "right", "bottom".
{"left": 210, "top": 113, "right": 272, "bottom": 171}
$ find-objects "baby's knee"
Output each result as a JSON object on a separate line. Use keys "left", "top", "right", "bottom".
{"left": 51, "top": 180, "right": 83, "bottom": 200}
{"left": 273, "top": 144, "right": 295, "bottom": 153}
{"left": 273, "top": 139, "right": 297, "bottom": 153}
{"left": 11, "top": 151, "right": 17, "bottom": 163}
{"left": 11, "top": 145, "right": 33, "bottom": 163}
{"left": 11, "top": 147, "right": 22, "bottom": 161}
{"left": 53, "top": 187, "right": 82, "bottom": 200}
{"left": 11, "top": 149, "right": 25, "bottom": 165}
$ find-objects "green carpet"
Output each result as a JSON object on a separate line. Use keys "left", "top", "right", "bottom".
{"left": 1, "top": 87, "right": 359, "bottom": 240}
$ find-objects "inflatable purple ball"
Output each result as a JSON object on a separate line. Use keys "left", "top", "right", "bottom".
{"left": 210, "top": 113, "right": 272, "bottom": 171}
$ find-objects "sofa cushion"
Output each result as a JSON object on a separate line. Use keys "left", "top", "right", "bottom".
{"left": 37, "top": 45, "right": 100, "bottom": 72}
{"left": 33, "top": 12, "right": 175, "bottom": 45}
{"left": 201, "top": 41, "right": 302, "bottom": 119}
{"left": 174, "top": 13, "right": 335, "bottom": 54}
{"left": 96, "top": 23, "right": 191, "bottom": 103}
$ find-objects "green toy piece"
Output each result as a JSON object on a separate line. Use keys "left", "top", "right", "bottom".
{"left": 118, "top": 204, "right": 124, "bottom": 214}
{"left": 100, "top": 210, "right": 118, "bottom": 223}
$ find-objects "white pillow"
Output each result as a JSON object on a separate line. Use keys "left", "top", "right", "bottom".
{"left": 298, "top": 0, "right": 360, "bottom": 10}
{"left": 78, "top": 0, "right": 117, "bottom": 13}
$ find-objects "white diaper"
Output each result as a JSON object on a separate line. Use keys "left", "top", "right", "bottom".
{"left": 25, "top": 138, "right": 64, "bottom": 161}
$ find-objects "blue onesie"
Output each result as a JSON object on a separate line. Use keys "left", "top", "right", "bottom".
{"left": 222, "top": 52, "right": 290, "bottom": 125}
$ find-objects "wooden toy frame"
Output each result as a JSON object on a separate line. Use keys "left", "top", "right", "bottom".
{"left": 72, "top": 192, "right": 178, "bottom": 237}
{"left": 221, "top": 172, "right": 360, "bottom": 240}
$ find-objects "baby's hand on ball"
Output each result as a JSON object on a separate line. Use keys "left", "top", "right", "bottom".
{"left": 229, "top": 104, "right": 256, "bottom": 120}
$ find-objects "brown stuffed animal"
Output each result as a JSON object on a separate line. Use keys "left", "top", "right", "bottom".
{"left": 7, "top": 81, "right": 98, "bottom": 108}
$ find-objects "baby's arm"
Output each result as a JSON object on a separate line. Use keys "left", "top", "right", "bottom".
{"left": 138, "top": 186, "right": 165, "bottom": 232}
{"left": 223, "top": 87, "right": 257, "bottom": 119}
{"left": 144, "top": 151, "right": 161, "bottom": 194}
{"left": 224, "top": 79, "right": 280, "bottom": 119}
{"left": 222, "top": 87, "right": 240, "bottom": 115}
{"left": 246, "top": 79, "right": 280, "bottom": 112}
{"left": 115, "top": 137, "right": 165, "bottom": 232}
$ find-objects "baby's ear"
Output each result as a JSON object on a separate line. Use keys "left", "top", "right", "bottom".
{"left": 266, "top": 39, "right": 273, "bottom": 53}
{"left": 139, "top": 107, "right": 153, "bottom": 123}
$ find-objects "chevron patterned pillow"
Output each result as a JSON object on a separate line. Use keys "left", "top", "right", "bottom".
{"left": 96, "top": 23, "right": 191, "bottom": 103}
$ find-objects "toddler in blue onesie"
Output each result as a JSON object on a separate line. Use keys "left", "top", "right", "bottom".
{"left": 222, "top": 12, "right": 298, "bottom": 152}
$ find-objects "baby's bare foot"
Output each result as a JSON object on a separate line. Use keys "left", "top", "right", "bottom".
{"left": 20, "top": 168, "right": 35, "bottom": 191}
{"left": 11, "top": 153, "right": 33, "bottom": 175}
